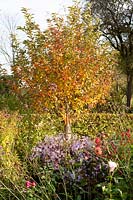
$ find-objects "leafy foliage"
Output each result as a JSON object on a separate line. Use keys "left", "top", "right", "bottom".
{"left": 96, "top": 130, "right": 133, "bottom": 200}
{"left": 0, "top": 111, "right": 133, "bottom": 199}
{"left": 12, "top": 3, "right": 115, "bottom": 131}
{"left": 72, "top": 113, "right": 133, "bottom": 136}
{"left": 0, "top": 112, "right": 23, "bottom": 182}
{"left": 0, "top": 69, "right": 20, "bottom": 111}
{"left": 85, "top": 0, "right": 133, "bottom": 108}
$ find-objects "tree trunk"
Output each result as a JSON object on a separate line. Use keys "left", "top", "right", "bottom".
{"left": 126, "top": 73, "right": 132, "bottom": 108}
{"left": 64, "top": 103, "right": 72, "bottom": 138}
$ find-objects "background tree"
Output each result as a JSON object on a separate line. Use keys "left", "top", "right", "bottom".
{"left": 85, "top": 0, "right": 133, "bottom": 109}
{"left": 12, "top": 3, "right": 115, "bottom": 134}
{"left": 0, "top": 66, "right": 20, "bottom": 111}
{"left": 0, "top": 15, "right": 21, "bottom": 110}
{"left": 0, "top": 14, "right": 20, "bottom": 68}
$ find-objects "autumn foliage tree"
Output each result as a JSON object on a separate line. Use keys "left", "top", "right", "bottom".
{"left": 12, "top": 3, "right": 115, "bottom": 134}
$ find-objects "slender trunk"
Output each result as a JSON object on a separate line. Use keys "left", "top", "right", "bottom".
{"left": 126, "top": 73, "right": 132, "bottom": 108}
{"left": 64, "top": 103, "right": 72, "bottom": 137}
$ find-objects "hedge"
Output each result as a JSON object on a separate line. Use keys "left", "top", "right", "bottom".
{"left": 72, "top": 113, "right": 133, "bottom": 137}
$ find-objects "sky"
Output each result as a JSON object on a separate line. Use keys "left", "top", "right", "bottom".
{"left": 0, "top": 0, "right": 74, "bottom": 28}
{"left": 0, "top": 0, "right": 73, "bottom": 72}
{"left": 0, "top": 0, "right": 73, "bottom": 20}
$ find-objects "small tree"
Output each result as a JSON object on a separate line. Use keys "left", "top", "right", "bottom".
{"left": 12, "top": 3, "right": 115, "bottom": 134}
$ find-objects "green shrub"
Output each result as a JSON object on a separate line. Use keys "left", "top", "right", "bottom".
{"left": 0, "top": 111, "right": 24, "bottom": 182}
{"left": 72, "top": 113, "right": 133, "bottom": 136}
{"left": 15, "top": 113, "right": 63, "bottom": 162}
{"left": 0, "top": 111, "right": 26, "bottom": 199}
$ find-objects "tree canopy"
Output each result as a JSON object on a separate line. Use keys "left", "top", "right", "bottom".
{"left": 12, "top": 3, "right": 116, "bottom": 133}
{"left": 85, "top": 0, "right": 133, "bottom": 108}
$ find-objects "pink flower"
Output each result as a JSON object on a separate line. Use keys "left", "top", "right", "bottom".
{"left": 26, "top": 181, "right": 32, "bottom": 188}
{"left": 95, "top": 146, "right": 102, "bottom": 155}
{"left": 108, "top": 160, "right": 118, "bottom": 172}
{"left": 32, "top": 182, "right": 36, "bottom": 187}
{"left": 26, "top": 181, "right": 36, "bottom": 188}
{"left": 95, "top": 137, "right": 101, "bottom": 146}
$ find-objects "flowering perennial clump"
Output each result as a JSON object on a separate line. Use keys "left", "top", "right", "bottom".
{"left": 30, "top": 133, "right": 109, "bottom": 194}
{"left": 27, "top": 129, "right": 133, "bottom": 199}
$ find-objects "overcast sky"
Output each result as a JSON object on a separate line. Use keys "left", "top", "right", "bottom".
{"left": 0, "top": 0, "right": 73, "bottom": 72}
{"left": 0, "top": 0, "right": 73, "bottom": 28}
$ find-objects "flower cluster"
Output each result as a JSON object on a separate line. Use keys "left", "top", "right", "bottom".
{"left": 26, "top": 180, "right": 36, "bottom": 188}
{"left": 30, "top": 133, "right": 109, "bottom": 193}
{"left": 95, "top": 137, "right": 102, "bottom": 155}
{"left": 30, "top": 134, "right": 69, "bottom": 169}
